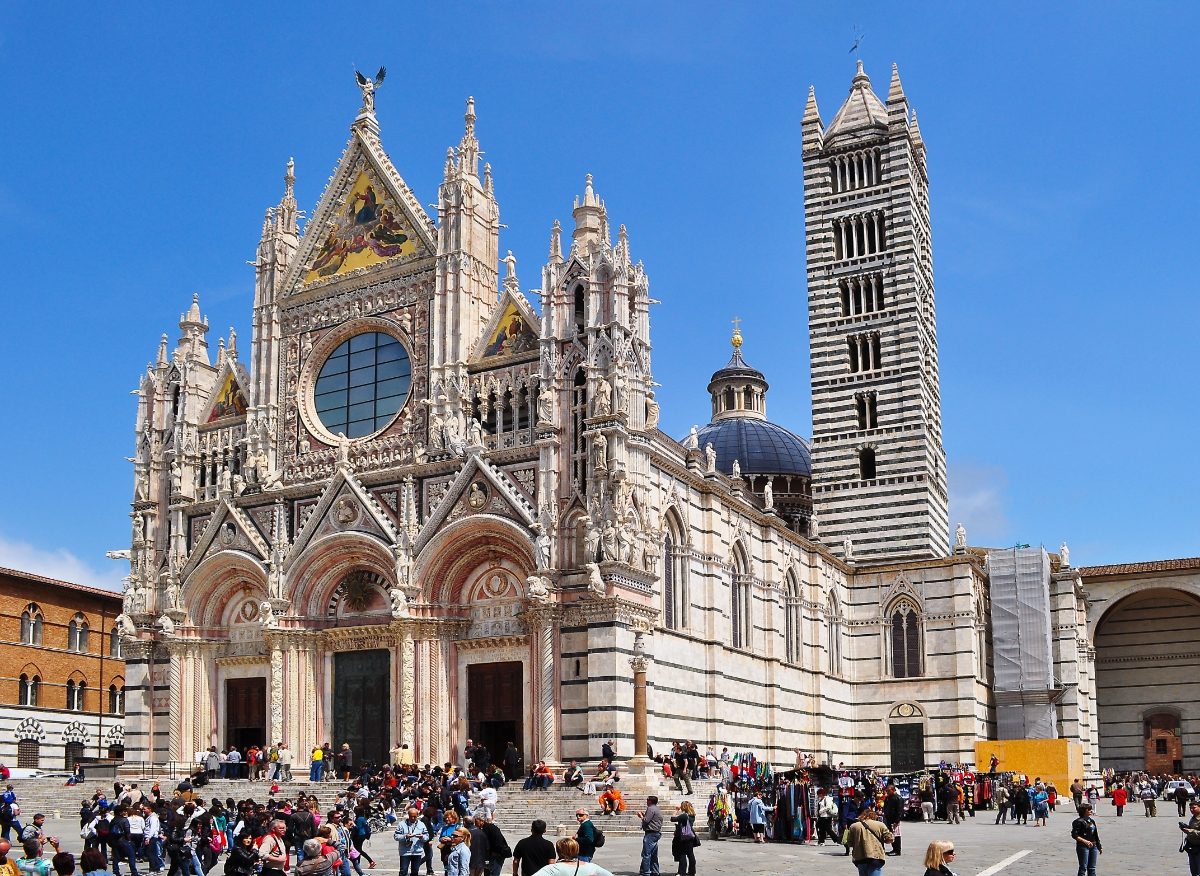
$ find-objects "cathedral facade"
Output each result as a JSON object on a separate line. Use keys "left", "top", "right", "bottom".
{"left": 117, "top": 66, "right": 1101, "bottom": 773}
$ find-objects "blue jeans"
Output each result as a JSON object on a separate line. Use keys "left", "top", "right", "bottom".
{"left": 398, "top": 856, "right": 423, "bottom": 876}
{"left": 1186, "top": 845, "right": 1200, "bottom": 876}
{"left": 310, "top": 763, "right": 322, "bottom": 782}
{"left": 640, "top": 831, "right": 660, "bottom": 875}
{"left": 855, "top": 861, "right": 884, "bottom": 876}
{"left": 146, "top": 836, "right": 165, "bottom": 872}
{"left": 113, "top": 840, "right": 141, "bottom": 876}
{"left": 1075, "top": 844, "right": 1098, "bottom": 876}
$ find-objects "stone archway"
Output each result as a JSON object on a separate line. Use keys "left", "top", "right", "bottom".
{"left": 1093, "top": 587, "right": 1200, "bottom": 772}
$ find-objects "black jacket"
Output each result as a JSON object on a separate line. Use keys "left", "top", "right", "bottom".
{"left": 882, "top": 795, "right": 904, "bottom": 825}
{"left": 225, "top": 844, "right": 259, "bottom": 876}
{"left": 481, "top": 823, "right": 510, "bottom": 863}
{"left": 1071, "top": 815, "right": 1102, "bottom": 851}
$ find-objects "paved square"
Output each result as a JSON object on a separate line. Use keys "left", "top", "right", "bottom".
{"left": 25, "top": 803, "right": 1193, "bottom": 875}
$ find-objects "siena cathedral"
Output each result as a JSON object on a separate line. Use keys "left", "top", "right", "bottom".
{"left": 117, "top": 63, "right": 1122, "bottom": 774}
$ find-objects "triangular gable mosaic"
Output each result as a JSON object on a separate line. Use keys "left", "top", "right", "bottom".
{"left": 475, "top": 294, "right": 539, "bottom": 360}
{"left": 303, "top": 168, "right": 421, "bottom": 283}
{"left": 205, "top": 369, "right": 249, "bottom": 423}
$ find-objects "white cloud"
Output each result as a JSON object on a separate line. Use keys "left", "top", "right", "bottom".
{"left": 0, "top": 534, "right": 125, "bottom": 592}
{"left": 948, "top": 462, "right": 1012, "bottom": 547}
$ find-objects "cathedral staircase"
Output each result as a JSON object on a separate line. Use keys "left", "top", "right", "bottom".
{"left": 6, "top": 771, "right": 722, "bottom": 839}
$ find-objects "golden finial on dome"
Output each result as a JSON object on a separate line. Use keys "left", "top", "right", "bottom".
{"left": 731, "top": 316, "right": 743, "bottom": 351}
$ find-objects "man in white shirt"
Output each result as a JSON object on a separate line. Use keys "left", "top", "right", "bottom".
{"left": 141, "top": 805, "right": 163, "bottom": 876}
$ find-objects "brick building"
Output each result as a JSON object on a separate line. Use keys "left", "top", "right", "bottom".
{"left": 0, "top": 567, "right": 126, "bottom": 770}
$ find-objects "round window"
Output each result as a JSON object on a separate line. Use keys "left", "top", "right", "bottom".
{"left": 313, "top": 332, "right": 411, "bottom": 439}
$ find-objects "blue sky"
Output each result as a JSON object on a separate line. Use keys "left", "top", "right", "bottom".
{"left": 0, "top": 2, "right": 1197, "bottom": 589}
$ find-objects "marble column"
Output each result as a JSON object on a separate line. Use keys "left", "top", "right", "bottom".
{"left": 538, "top": 622, "right": 559, "bottom": 764}
{"left": 400, "top": 630, "right": 415, "bottom": 746}
{"left": 627, "top": 628, "right": 653, "bottom": 774}
{"left": 269, "top": 644, "right": 284, "bottom": 745}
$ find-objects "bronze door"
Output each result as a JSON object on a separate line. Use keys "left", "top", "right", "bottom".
{"left": 334, "top": 649, "right": 390, "bottom": 768}
{"left": 226, "top": 677, "right": 267, "bottom": 751}
{"left": 890, "top": 723, "right": 925, "bottom": 773}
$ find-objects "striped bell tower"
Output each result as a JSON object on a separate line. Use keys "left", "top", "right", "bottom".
{"left": 802, "top": 61, "right": 949, "bottom": 562}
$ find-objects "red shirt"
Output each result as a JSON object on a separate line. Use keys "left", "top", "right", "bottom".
{"left": 1112, "top": 788, "right": 1128, "bottom": 806}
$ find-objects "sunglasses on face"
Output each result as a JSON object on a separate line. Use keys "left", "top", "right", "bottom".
{"left": 945, "top": 850, "right": 955, "bottom": 855}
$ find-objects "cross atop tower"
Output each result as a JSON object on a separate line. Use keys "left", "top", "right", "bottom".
{"left": 731, "top": 316, "right": 743, "bottom": 350}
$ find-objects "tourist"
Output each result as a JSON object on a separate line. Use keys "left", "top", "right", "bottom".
{"left": 1, "top": 840, "right": 20, "bottom": 876}
{"left": 845, "top": 809, "right": 894, "bottom": 876}
{"left": 477, "top": 816, "right": 510, "bottom": 876}
{"left": 562, "top": 762, "right": 583, "bottom": 790}
{"left": 475, "top": 785, "right": 498, "bottom": 822}
{"left": 503, "top": 745, "right": 521, "bottom": 783}
{"left": 1032, "top": 784, "right": 1049, "bottom": 827}
{"left": 573, "top": 811, "right": 597, "bottom": 863}
{"left": 289, "top": 802, "right": 317, "bottom": 862}
{"left": 225, "top": 831, "right": 260, "bottom": 876}
{"left": 1176, "top": 783, "right": 1193, "bottom": 818}
{"left": 993, "top": 784, "right": 1010, "bottom": 824}
{"left": 338, "top": 746, "right": 354, "bottom": 782}
{"left": 140, "top": 804, "right": 163, "bottom": 876}
{"left": 50, "top": 853, "right": 74, "bottom": 876}
{"left": 669, "top": 802, "right": 697, "bottom": 876}
{"left": 18, "top": 817, "right": 58, "bottom": 856}
{"left": 529, "top": 839, "right": 611, "bottom": 876}
{"left": 108, "top": 806, "right": 140, "bottom": 876}
{"left": 747, "top": 791, "right": 769, "bottom": 844}
{"left": 815, "top": 788, "right": 838, "bottom": 846}
{"left": 350, "top": 805, "right": 376, "bottom": 869}
{"left": 16, "top": 840, "right": 51, "bottom": 876}
{"left": 437, "top": 812, "right": 460, "bottom": 871}
{"left": 394, "top": 808, "right": 428, "bottom": 876}
{"left": 1071, "top": 803, "right": 1102, "bottom": 876}
{"left": 443, "top": 830, "right": 470, "bottom": 876}
{"left": 1140, "top": 782, "right": 1158, "bottom": 817}
{"left": 467, "top": 816, "right": 490, "bottom": 876}
{"left": 670, "top": 746, "right": 692, "bottom": 797}
{"left": 597, "top": 785, "right": 624, "bottom": 817}
{"left": 1, "top": 788, "right": 17, "bottom": 844}
{"left": 945, "top": 784, "right": 962, "bottom": 825}
{"left": 280, "top": 745, "right": 294, "bottom": 782}
{"left": 600, "top": 741, "right": 615, "bottom": 763}
{"left": 1012, "top": 784, "right": 1030, "bottom": 825}
{"left": 226, "top": 748, "right": 243, "bottom": 780}
{"left": 1180, "top": 800, "right": 1200, "bottom": 876}
{"left": 257, "top": 819, "right": 289, "bottom": 876}
{"left": 921, "top": 840, "right": 957, "bottom": 876}
{"left": 310, "top": 748, "right": 324, "bottom": 784}
{"left": 1111, "top": 784, "right": 1127, "bottom": 817}
{"left": 636, "top": 796, "right": 663, "bottom": 876}
{"left": 881, "top": 786, "right": 903, "bottom": 856}
{"left": 295, "top": 839, "right": 336, "bottom": 876}
{"left": 1071, "top": 778, "right": 1085, "bottom": 812}
{"left": 511, "top": 820, "right": 554, "bottom": 876}
{"left": 78, "top": 849, "right": 112, "bottom": 876}
{"left": 918, "top": 785, "right": 935, "bottom": 823}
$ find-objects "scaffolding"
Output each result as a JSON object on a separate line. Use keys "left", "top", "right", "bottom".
{"left": 989, "top": 547, "right": 1057, "bottom": 739}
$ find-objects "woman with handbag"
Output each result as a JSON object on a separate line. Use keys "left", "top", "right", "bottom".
{"left": 670, "top": 802, "right": 698, "bottom": 876}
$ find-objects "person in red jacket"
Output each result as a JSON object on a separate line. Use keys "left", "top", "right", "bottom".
{"left": 1110, "top": 784, "right": 1127, "bottom": 816}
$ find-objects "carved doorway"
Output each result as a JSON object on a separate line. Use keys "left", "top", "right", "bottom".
{"left": 334, "top": 649, "right": 390, "bottom": 768}
{"left": 468, "top": 661, "right": 523, "bottom": 769}
{"left": 226, "top": 677, "right": 267, "bottom": 752}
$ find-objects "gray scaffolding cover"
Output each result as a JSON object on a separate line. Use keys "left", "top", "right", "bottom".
{"left": 989, "top": 547, "right": 1056, "bottom": 738}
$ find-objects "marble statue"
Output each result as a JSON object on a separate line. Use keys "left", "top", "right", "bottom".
{"left": 536, "top": 389, "right": 552, "bottom": 424}
{"left": 616, "top": 522, "right": 633, "bottom": 565}
{"left": 843, "top": 537, "right": 854, "bottom": 561}
{"left": 534, "top": 525, "right": 552, "bottom": 570}
{"left": 468, "top": 417, "right": 484, "bottom": 447}
{"left": 583, "top": 518, "right": 600, "bottom": 562}
{"left": 645, "top": 394, "right": 660, "bottom": 430}
{"left": 585, "top": 562, "right": 606, "bottom": 597}
{"left": 763, "top": 480, "right": 774, "bottom": 510}
{"left": 593, "top": 377, "right": 612, "bottom": 416}
{"left": 525, "top": 575, "right": 551, "bottom": 603}
{"left": 732, "top": 458, "right": 741, "bottom": 479}
{"left": 258, "top": 600, "right": 277, "bottom": 628}
{"left": 684, "top": 425, "right": 699, "bottom": 449}
{"left": 613, "top": 368, "right": 627, "bottom": 413}
{"left": 704, "top": 442, "right": 717, "bottom": 473}
{"left": 808, "top": 514, "right": 819, "bottom": 539}
{"left": 335, "top": 432, "right": 352, "bottom": 468}
{"left": 115, "top": 613, "right": 137, "bottom": 640}
{"left": 955, "top": 522, "right": 967, "bottom": 549}
{"left": 593, "top": 432, "right": 608, "bottom": 470}
{"left": 430, "top": 412, "right": 446, "bottom": 450}
{"left": 165, "top": 578, "right": 181, "bottom": 610}
{"left": 388, "top": 588, "right": 409, "bottom": 618}
{"left": 1060, "top": 542, "right": 1070, "bottom": 568}
{"left": 219, "top": 467, "right": 233, "bottom": 494}
{"left": 600, "top": 519, "right": 619, "bottom": 561}
{"left": 157, "top": 614, "right": 176, "bottom": 637}
{"left": 355, "top": 65, "right": 386, "bottom": 114}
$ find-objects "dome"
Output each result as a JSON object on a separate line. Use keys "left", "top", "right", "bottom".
{"left": 823, "top": 61, "right": 888, "bottom": 146}
{"left": 690, "top": 418, "right": 812, "bottom": 478}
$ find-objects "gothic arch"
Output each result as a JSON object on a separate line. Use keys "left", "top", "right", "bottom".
{"left": 185, "top": 551, "right": 270, "bottom": 628}
{"left": 287, "top": 530, "right": 396, "bottom": 618}
{"left": 416, "top": 514, "right": 536, "bottom": 605}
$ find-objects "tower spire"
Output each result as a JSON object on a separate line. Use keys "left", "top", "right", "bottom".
{"left": 458, "top": 96, "right": 480, "bottom": 177}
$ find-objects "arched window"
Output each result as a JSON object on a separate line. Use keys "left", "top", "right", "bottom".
{"left": 20, "top": 604, "right": 44, "bottom": 645}
{"left": 107, "top": 744, "right": 125, "bottom": 761}
{"left": 859, "top": 447, "right": 877, "bottom": 480}
{"left": 827, "top": 595, "right": 843, "bottom": 676}
{"left": 65, "top": 741, "right": 85, "bottom": 771}
{"left": 662, "top": 532, "right": 677, "bottom": 630}
{"left": 66, "top": 679, "right": 86, "bottom": 711}
{"left": 109, "top": 627, "right": 122, "bottom": 658}
{"left": 572, "top": 284, "right": 586, "bottom": 335}
{"left": 731, "top": 546, "right": 752, "bottom": 650}
{"left": 890, "top": 601, "right": 923, "bottom": 678}
{"left": 109, "top": 684, "right": 125, "bottom": 716}
{"left": 68, "top": 613, "right": 90, "bottom": 653}
{"left": 571, "top": 368, "right": 588, "bottom": 487}
{"left": 16, "top": 739, "right": 39, "bottom": 769}
{"left": 784, "top": 572, "right": 803, "bottom": 665}
{"left": 19, "top": 673, "right": 40, "bottom": 706}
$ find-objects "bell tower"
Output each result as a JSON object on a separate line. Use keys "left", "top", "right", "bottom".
{"left": 803, "top": 62, "right": 949, "bottom": 561}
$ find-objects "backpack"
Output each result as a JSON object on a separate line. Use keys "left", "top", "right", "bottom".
{"left": 94, "top": 819, "right": 113, "bottom": 840}
{"left": 592, "top": 828, "right": 606, "bottom": 848}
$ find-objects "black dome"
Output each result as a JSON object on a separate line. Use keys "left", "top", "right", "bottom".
{"left": 689, "top": 418, "right": 812, "bottom": 478}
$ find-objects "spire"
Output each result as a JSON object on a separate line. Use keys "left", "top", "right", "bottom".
{"left": 823, "top": 61, "right": 888, "bottom": 145}
{"left": 802, "top": 85, "right": 824, "bottom": 150}
{"left": 227, "top": 327, "right": 238, "bottom": 360}
{"left": 706, "top": 318, "right": 768, "bottom": 422}
{"left": 156, "top": 333, "right": 169, "bottom": 368}
{"left": 887, "top": 63, "right": 906, "bottom": 103}
{"left": 483, "top": 162, "right": 493, "bottom": 196}
{"left": 909, "top": 110, "right": 926, "bottom": 154}
{"left": 731, "top": 316, "right": 743, "bottom": 352}
{"left": 887, "top": 62, "right": 909, "bottom": 129}
{"left": 458, "top": 96, "right": 480, "bottom": 177}
{"left": 572, "top": 174, "right": 605, "bottom": 250}
{"left": 217, "top": 336, "right": 227, "bottom": 367}
{"left": 549, "top": 219, "right": 563, "bottom": 263}
{"left": 276, "top": 157, "right": 298, "bottom": 234}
